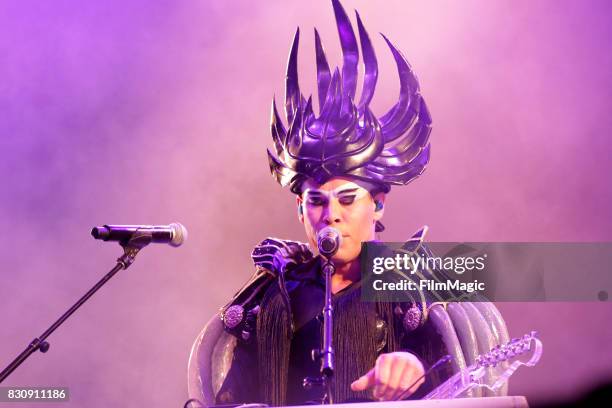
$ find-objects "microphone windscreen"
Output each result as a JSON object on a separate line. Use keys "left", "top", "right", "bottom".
{"left": 317, "top": 226, "right": 341, "bottom": 257}
{"left": 169, "top": 223, "right": 188, "bottom": 247}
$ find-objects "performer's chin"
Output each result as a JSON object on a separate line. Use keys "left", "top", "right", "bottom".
{"left": 330, "top": 245, "right": 359, "bottom": 266}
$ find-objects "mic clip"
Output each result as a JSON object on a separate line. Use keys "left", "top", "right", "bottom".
{"left": 116, "top": 231, "right": 153, "bottom": 269}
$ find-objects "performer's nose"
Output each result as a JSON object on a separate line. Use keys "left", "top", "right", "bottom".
{"left": 322, "top": 199, "right": 342, "bottom": 225}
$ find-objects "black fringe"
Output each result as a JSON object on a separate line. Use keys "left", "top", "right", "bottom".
{"left": 331, "top": 286, "right": 401, "bottom": 402}
{"left": 257, "top": 284, "right": 292, "bottom": 406}
{"left": 257, "top": 280, "right": 404, "bottom": 405}
{"left": 332, "top": 285, "right": 377, "bottom": 402}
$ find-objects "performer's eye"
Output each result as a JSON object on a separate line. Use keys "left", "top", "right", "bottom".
{"left": 307, "top": 196, "right": 325, "bottom": 206}
{"left": 338, "top": 195, "right": 356, "bottom": 205}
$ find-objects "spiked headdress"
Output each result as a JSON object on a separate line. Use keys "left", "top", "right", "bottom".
{"left": 267, "top": 0, "right": 432, "bottom": 195}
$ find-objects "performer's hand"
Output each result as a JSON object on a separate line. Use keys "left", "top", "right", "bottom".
{"left": 251, "top": 238, "right": 313, "bottom": 276}
{"left": 350, "top": 351, "right": 425, "bottom": 401}
{"left": 272, "top": 241, "right": 313, "bottom": 275}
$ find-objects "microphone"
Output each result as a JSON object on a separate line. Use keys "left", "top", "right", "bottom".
{"left": 91, "top": 223, "right": 188, "bottom": 247}
{"left": 317, "top": 227, "right": 341, "bottom": 258}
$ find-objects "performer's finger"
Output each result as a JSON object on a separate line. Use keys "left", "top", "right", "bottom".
{"left": 391, "top": 367, "right": 415, "bottom": 400}
{"left": 384, "top": 358, "right": 408, "bottom": 401}
{"left": 396, "top": 368, "right": 425, "bottom": 400}
{"left": 350, "top": 368, "right": 375, "bottom": 391}
{"left": 373, "top": 354, "right": 392, "bottom": 400}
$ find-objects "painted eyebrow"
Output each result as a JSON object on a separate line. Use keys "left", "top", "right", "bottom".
{"left": 335, "top": 188, "right": 359, "bottom": 195}
{"left": 305, "top": 190, "right": 325, "bottom": 196}
{"left": 304, "top": 187, "right": 363, "bottom": 196}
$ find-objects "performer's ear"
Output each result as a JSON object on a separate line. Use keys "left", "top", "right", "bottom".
{"left": 296, "top": 195, "right": 305, "bottom": 223}
{"left": 373, "top": 192, "right": 385, "bottom": 220}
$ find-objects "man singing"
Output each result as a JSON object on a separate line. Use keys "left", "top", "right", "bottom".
{"left": 189, "top": 1, "right": 508, "bottom": 406}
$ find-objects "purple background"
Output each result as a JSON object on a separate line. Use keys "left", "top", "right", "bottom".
{"left": 1, "top": 0, "right": 611, "bottom": 406}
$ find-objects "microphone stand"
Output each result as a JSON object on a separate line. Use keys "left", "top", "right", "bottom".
{"left": 0, "top": 232, "right": 153, "bottom": 384}
{"left": 304, "top": 256, "right": 336, "bottom": 404}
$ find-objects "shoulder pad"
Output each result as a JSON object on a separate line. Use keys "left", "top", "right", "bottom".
{"left": 399, "top": 225, "right": 429, "bottom": 252}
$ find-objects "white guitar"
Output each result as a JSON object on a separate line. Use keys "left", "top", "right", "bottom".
{"left": 424, "top": 331, "right": 543, "bottom": 400}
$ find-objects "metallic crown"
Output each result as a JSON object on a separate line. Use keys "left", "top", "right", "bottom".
{"left": 267, "top": 0, "right": 432, "bottom": 194}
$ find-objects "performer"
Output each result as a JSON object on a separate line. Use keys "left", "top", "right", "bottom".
{"left": 192, "top": 1, "right": 506, "bottom": 406}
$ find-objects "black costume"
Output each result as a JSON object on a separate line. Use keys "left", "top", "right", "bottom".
{"left": 186, "top": 232, "right": 510, "bottom": 406}
{"left": 217, "top": 266, "right": 417, "bottom": 404}
{"left": 215, "top": 233, "right": 458, "bottom": 406}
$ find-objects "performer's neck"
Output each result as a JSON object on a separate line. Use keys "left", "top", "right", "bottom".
{"left": 330, "top": 258, "right": 360, "bottom": 294}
